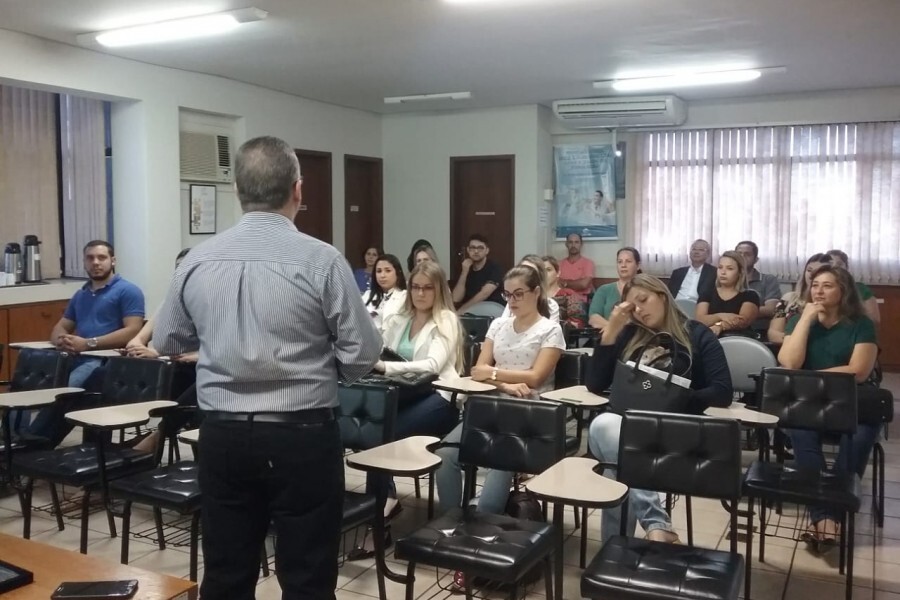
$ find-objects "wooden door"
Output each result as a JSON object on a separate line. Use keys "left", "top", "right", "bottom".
{"left": 293, "top": 149, "right": 333, "bottom": 244}
{"left": 344, "top": 155, "right": 383, "bottom": 270}
{"left": 450, "top": 155, "right": 515, "bottom": 282}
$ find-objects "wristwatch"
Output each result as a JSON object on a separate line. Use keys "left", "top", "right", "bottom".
{"left": 491, "top": 367, "right": 498, "bottom": 381}
{"left": 87, "top": 337, "right": 99, "bottom": 349}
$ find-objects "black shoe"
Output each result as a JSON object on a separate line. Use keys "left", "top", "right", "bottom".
{"left": 347, "top": 527, "right": 392, "bottom": 561}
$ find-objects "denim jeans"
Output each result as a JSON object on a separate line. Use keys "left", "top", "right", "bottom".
{"left": 588, "top": 412, "right": 675, "bottom": 542}
{"left": 787, "top": 423, "right": 882, "bottom": 524}
{"left": 25, "top": 357, "right": 103, "bottom": 441}
{"left": 434, "top": 422, "right": 513, "bottom": 515}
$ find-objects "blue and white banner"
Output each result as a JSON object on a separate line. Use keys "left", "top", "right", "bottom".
{"left": 554, "top": 144, "right": 617, "bottom": 239}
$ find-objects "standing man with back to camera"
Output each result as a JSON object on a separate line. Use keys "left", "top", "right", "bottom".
{"left": 154, "top": 136, "right": 382, "bottom": 599}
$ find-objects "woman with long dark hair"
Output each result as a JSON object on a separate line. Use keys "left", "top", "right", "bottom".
{"left": 361, "top": 254, "right": 407, "bottom": 331}
{"left": 779, "top": 265, "right": 879, "bottom": 550}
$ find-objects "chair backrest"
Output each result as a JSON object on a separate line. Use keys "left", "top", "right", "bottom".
{"left": 555, "top": 351, "right": 587, "bottom": 389}
{"left": 618, "top": 411, "right": 743, "bottom": 500}
{"left": 9, "top": 348, "right": 70, "bottom": 392}
{"left": 719, "top": 336, "right": 777, "bottom": 394}
{"left": 100, "top": 357, "right": 173, "bottom": 405}
{"left": 148, "top": 405, "right": 201, "bottom": 465}
{"left": 463, "top": 339, "right": 482, "bottom": 375}
{"left": 459, "top": 315, "right": 493, "bottom": 343}
{"left": 337, "top": 382, "right": 398, "bottom": 452}
{"left": 674, "top": 298, "right": 697, "bottom": 319}
{"left": 459, "top": 395, "right": 566, "bottom": 475}
{"left": 758, "top": 368, "right": 857, "bottom": 434}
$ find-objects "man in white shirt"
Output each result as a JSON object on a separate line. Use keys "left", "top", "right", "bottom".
{"left": 667, "top": 239, "right": 716, "bottom": 302}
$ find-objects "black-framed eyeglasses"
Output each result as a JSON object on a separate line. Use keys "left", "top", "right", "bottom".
{"left": 501, "top": 288, "right": 532, "bottom": 302}
{"left": 410, "top": 284, "right": 436, "bottom": 293}
{"left": 467, "top": 245, "right": 487, "bottom": 251}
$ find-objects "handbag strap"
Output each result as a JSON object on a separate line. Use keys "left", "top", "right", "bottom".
{"left": 628, "top": 330, "right": 692, "bottom": 385}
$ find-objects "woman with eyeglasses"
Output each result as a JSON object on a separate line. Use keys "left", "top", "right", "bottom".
{"left": 348, "top": 261, "right": 465, "bottom": 560}
{"left": 498, "top": 253, "right": 560, "bottom": 321}
{"left": 435, "top": 265, "right": 565, "bottom": 589}
{"left": 361, "top": 254, "right": 407, "bottom": 331}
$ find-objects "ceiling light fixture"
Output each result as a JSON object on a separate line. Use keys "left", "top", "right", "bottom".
{"left": 384, "top": 91, "right": 473, "bottom": 104}
{"left": 77, "top": 7, "right": 268, "bottom": 48}
{"left": 594, "top": 67, "right": 786, "bottom": 92}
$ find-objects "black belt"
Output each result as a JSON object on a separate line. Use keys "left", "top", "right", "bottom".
{"left": 203, "top": 408, "right": 335, "bottom": 424}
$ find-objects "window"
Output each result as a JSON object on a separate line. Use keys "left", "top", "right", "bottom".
{"left": 0, "top": 84, "right": 111, "bottom": 279}
{"left": 631, "top": 123, "right": 900, "bottom": 284}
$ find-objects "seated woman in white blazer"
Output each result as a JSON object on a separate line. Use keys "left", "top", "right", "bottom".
{"left": 375, "top": 261, "right": 466, "bottom": 438}
{"left": 349, "top": 261, "right": 465, "bottom": 560}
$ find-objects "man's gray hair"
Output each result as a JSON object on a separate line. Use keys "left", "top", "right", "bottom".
{"left": 235, "top": 136, "right": 301, "bottom": 212}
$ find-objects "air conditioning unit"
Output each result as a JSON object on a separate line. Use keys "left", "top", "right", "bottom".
{"left": 179, "top": 131, "right": 233, "bottom": 183}
{"left": 552, "top": 95, "right": 687, "bottom": 129}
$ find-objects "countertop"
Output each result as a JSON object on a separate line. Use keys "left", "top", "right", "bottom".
{"left": 0, "top": 279, "right": 84, "bottom": 307}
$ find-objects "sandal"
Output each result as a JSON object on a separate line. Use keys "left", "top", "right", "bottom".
{"left": 346, "top": 526, "right": 392, "bottom": 561}
{"left": 799, "top": 524, "right": 820, "bottom": 551}
{"left": 817, "top": 519, "right": 839, "bottom": 552}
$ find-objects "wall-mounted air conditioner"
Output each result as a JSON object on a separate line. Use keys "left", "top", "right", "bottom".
{"left": 179, "top": 131, "right": 233, "bottom": 183}
{"left": 552, "top": 95, "right": 687, "bottom": 129}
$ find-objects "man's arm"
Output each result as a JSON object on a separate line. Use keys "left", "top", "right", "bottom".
{"left": 758, "top": 299, "right": 778, "bottom": 318}
{"left": 50, "top": 318, "right": 76, "bottom": 347}
{"left": 154, "top": 268, "right": 200, "bottom": 357}
{"left": 758, "top": 276, "right": 781, "bottom": 318}
{"left": 324, "top": 256, "right": 382, "bottom": 382}
{"left": 562, "top": 259, "right": 595, "bottom": 291}
{"left": 457, "top": 283, "right": 498, "bottom": 315}
{"left": 451, "top": 261, "right": 472, "bottom": 304}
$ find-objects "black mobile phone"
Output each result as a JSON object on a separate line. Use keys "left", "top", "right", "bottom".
{"left": 51, "top": 579, "right": 139, "bottom": 599}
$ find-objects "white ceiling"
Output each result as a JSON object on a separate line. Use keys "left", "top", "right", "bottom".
{"left": 2, "top": 0, "right": 899, "bottom": 114}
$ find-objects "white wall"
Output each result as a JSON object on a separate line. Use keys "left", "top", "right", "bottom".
{"left": 0, "top": 28, "right": 381, "bottom": 308}
{"left": 382, "top": 105, "right": 547, "bottom": 271}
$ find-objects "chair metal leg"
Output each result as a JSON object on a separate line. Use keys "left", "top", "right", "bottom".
{"left": 544, "top": 556, "right": 554, "bottom": 600}
{"left": 665, "top": 493, "right": 672, "bottom": 517}
{"left": 573, "top": 504, "right": 580, "bottom": 529}
{"left": 839, "top": 513, "right": 846, "bottom": 575}
{"left": 464, "top": 576, "right": 474, "bottom": 600}
{"left": 189, "top": 511, "right": 200, "bottom": 582}
{"left": 759, "top": 496, "right": 767, "bottom": 563}
{"left": 745, "top": 495, "right": 754, "bottom": 600}
{"left": 80, "top": 489, "right": 92, "bottom": 554}
{"left": 685, "top": 495, "right": 694, "bottom": 547}
{"left": 154, "top": 507, "right": 166, "bottom": 550}
{"left": 404, "top": 562, "right": 416, "bottom": 600}
{"left": 20, "top": 478, "right": 34, "bottom": 539}
{"left": 49, "top": 483, "right": 65, "bottom": 531}
{"left": 507, "top": 584, "right": 517, "bottom": 600}
{"left": 259, "top": 543, "right": 270, "bottom": 577}
{"left": 121, "top": 501, "right": 132, "bottom": 565}
{"left": 427, "top": 473, "right": 435, "bottom": 519}
{"left": 413, "top": 475, "right": 421, "bottom": 499}
{"left": 873, "top": 442, "right": 885, "bottom": 528}
{"left": 580, "top": 507, "right": 588, "bottom": 569}
{"left": 846, "top": 513, "right": 855, "bottom": 600}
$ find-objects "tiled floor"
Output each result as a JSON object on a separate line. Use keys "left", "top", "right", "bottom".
{"left": 2, "top": 373, "right": 899, "bottom": 599}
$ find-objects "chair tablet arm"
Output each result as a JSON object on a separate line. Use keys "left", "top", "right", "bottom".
{"left": 345, "top": 436, "right": 442, "bottom": 476}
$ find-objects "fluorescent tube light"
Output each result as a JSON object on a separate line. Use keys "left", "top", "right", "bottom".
{"left": 78, "top": 7, "right": 267, "bottom": 48}
{"left": 593, "top": 67, "right": 785, "bottom": 92}
{"left": 384, "top": 91, "right": 473, "bottom": 104}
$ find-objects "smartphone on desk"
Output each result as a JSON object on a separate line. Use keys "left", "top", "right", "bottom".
{"left": 51, "top": 579, "right": 139, "bottom": 599}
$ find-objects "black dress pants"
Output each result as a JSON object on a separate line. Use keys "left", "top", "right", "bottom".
{"left": 198, "top": 417, "right": 344, "bottom": 599}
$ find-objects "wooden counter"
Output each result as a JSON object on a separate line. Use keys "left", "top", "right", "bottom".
{"left": 0, "top": 533, "right": 197, "bottom": 599}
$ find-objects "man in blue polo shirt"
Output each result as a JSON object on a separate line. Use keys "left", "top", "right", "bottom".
{"left": 27, "top": 240, "right": 145, "bottom": 440}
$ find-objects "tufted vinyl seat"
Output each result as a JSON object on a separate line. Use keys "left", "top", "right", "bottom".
{"left": 110, "top": 460, "right": 199, "bottom": 505}
{"left": 14, "top": 445, "right": 154, "bottom": 487}
{"left": 396, "top": 395, "right": 566, "bottom": 599}
{"left": 396, "top": 508, "right": 555, "bottom": 581}
{"left": 582, "top": 411, "right": 744, "bottom": 600}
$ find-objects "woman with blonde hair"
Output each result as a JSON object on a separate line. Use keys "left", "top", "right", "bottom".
{"left": 696, "top": 250, "right": 760, "bottom": 337}
{"left": 587, "top": 274, "right": 732, "bottom": 543}
{"left": 768, "top": 253, "right": 832, "bottom": 343}
{"left": 349, "top": 261, "right": 465, "bottom": 560}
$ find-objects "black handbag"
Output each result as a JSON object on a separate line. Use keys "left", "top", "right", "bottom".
{"left": 608, "top": 331, "right": 694, "bottom": 414}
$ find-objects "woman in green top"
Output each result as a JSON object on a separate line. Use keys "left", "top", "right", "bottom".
{"left": 827, "top": 249, "right": 880, "bottom": 325}
{"left": 588, "top": 246, "right": 641, "bottom": 330}
{"left": 779, "top": 265, "right": 879, "bottom": 551}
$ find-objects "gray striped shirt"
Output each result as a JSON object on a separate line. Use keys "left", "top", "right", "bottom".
{"left": 154, "top": 211, "right": 382, "bottom": 412}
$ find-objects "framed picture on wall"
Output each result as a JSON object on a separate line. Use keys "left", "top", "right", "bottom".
{"left": 189, "top": 184, "right": 217, "bottom": 234}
